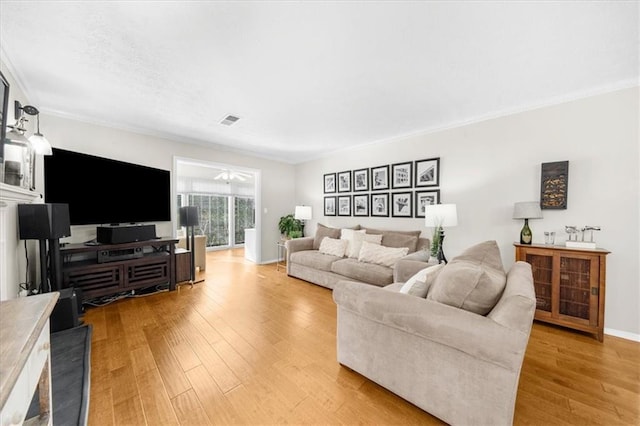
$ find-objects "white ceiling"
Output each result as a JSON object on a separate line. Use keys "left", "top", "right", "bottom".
{"left": 1, "top": 1, "right": 638, "bottom": 164}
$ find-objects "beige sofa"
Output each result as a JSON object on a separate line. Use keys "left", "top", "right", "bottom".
{"left": 285, "top": 225, "right": 432, "bottom": 289}
{"left": 332, "top": 241, "right": 536, "bottom": 425}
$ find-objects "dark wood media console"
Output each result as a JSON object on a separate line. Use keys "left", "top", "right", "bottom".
{"left": 60, "top": 238, "right": 178, "bottom": 301}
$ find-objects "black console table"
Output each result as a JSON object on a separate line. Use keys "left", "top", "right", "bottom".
{"left": 60, "top": 238, "right": 178, "bottom": 301}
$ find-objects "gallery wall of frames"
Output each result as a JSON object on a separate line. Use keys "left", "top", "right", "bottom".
{"left": 323, "top": 157, "right": 441, "bottom": 218}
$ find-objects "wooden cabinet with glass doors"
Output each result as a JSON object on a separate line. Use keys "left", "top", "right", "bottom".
{"left": 514, "top": 243, "right": 610, "bottom": 341}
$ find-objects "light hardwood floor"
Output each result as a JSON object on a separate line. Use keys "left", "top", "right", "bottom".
{"left": 84, "top": 248, "right": 640, "bottom": 425}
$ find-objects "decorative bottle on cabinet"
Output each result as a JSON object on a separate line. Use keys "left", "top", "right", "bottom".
{"left": 520, "top": 219, "right": 532, "bottom": 244}
{"left": 514, "top": 243, "right": 609, "bottom": 341}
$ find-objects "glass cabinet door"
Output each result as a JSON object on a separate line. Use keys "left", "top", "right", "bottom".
{"left": 558, "top": 255, "right": 598, "bottom": 325}
{"left": 526, "top": 253, "right": 553, "bottom": 313}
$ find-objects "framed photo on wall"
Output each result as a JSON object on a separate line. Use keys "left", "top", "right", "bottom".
{"left": 353, "top": 194, "right": 369, "bottom": 216}
{"left": 415, "top": 157, "right": 440, "bottom": 187}
{"left": 391, "top": 162, "right": 412, "bottom": 189}
{"left": 371, "top": 193, "right": 389, "bottom": 217}
{"left": 353, "top": 168, "right": 369, "bottom": 192}
{"left": 337, "top": 171, "right": 351, "bottom": 192}
{"left": 338, "top": 195, "right": 351, "bottom": 216}
{"left": 324, "top": 196, "right": 336, "bottom": 216}
{"left": 391, "top": 192, "right": 412, "bottom": 218}
{"left": 324, "top": 173, "right": 336, "bottom": 193}
{"left": 540, "top": 160, "right": 569, "bottom": 209}
{"left": 415, "top": 189, "right": 441, "bottom": 218}
{"left": 370, "top": 165, "right": 389, "bottom": 190}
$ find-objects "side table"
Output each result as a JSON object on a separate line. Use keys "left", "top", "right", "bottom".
{"left": 276, "top": 241, "right": 287, "bottom": 271}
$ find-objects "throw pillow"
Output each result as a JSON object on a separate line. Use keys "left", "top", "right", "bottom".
{"left": 347, "top": 232, "right": 383, "bottom": 258}
{"left": 399, "top": 263, "right": 445, "bottom": 297}
{"left": 358, "top": 241, "right": 409, "bottom": 268}
{"left": 362, "top": 228, "right": 422, "bottom": 253}
{"left": 427, "top": 240, "right": 507, "bottom": 315}
{"left": 313, "top": 224, "right": 342, "bottom": 249}
{"left": 381, "top": 233, "right": 419, "bottom": 253}
{"left": 318, "top": 237, "right": 348, "bottom": 257}
{"left": 340, "top": 229, "right": 366, "bottom": 257}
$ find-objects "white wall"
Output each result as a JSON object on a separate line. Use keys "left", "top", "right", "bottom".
{"left": 38, "top": 114, "right": 296, "bottom": 263}
{"left": 0, "top": 61, "right": 41, "bottom": 300}
{"left": 1, "top": 59, "right": 297, "bottom": 299}
{"left": 294, "top": 87, "right": 640, "bottom": 338}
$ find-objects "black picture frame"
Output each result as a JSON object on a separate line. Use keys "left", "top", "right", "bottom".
{"left": 324, "top": 196, "right": 336, "bottom": 216}
{"left": 324, "top": 173, "right": 336, "bottom": 193}
{"left": 353, "top": 168, "right": 369, "bottom": 192}
{"left": 391, "top": 162, "right": 412, "bottom": 189}
{"left": 370, "top": 192, "right": 389, "bottom": 217}
{"left": 370, "top": 165, "right": 389, "bottom": 191}
{"left": 391, "top": 192, "right": 413, "bottom": 218}
{"left": 337, "top": 195, "right": 351, "bottom": 216}
{"left": 540, "top": 161, "right": 569, "bottom": 209}
{"left": 415, "top": 157, "right": 440, "bottom": 187}
{"left": 337, "top": 171, "right": 351, "bottom": 193}
{"left": 353, "top": 194, "right": 369, "bottom": 217}
{"left": 415, "top": 190, "right": 441, "bottom": 218}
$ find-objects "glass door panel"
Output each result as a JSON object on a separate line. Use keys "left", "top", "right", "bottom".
{"left": 558, "top": 256, "right": 591, "bottom": 320}
{"left": 526, "top": 253, "right": 553, "bottom": 312}
{"left": 189, "top": 194, "right": 229, "bottom": 247}
{"left": 234, "top": 197, "right": 255, "bottom": 245}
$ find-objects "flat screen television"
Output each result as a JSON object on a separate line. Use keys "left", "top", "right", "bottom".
{"left": 44, "top": 148, "right": 171, "bottom": 226}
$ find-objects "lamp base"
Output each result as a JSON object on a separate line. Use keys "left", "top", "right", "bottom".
{"left": 437, "top": 228, "right": 448, "bottom": 264}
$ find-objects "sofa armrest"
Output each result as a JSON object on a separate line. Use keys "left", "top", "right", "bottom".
{"left": 285, "top": 237, "right": 314, "bottom": 254}
{"left": 333, "top": 280, "right": 530, "bottom": 371}
{"left": 393, "top": 250, "right": 437, "bottom": 283}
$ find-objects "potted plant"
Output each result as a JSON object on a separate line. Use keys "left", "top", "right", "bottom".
{"left": 278, "top": 214, "right": 303, "bottom": 239}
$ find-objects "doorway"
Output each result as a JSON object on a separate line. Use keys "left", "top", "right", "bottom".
{"left": 174, "top": 158, "right": 260, "bottom": 259}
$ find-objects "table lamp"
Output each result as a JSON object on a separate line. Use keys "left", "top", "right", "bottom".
{"left": 513, "top": 201, "right": 543, "bottom": 244}
{"left": 424, "top": 203, "right": 458, "bottom": 264}
{"left": 294, "top": 205, "right": 312, "bottom": 236}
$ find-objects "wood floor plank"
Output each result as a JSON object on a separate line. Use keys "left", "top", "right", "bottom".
{"left": 171, "top": 389, "right": 212, "bottom": 426}
{"left": 83, "top": 248, "right": 640, "bottom": 426}
{"left": 136, "top": 368, "right": 180, "bottom": 425}
{"left": 142, "top": 324, "right": 192, "bottom": 399}
{"left": 184, "top": 365, "right": 239, "bottom": 425}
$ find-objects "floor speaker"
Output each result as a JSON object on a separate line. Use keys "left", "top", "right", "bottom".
{"left": 51, "top": 288, "right": 82, "bottom": 333}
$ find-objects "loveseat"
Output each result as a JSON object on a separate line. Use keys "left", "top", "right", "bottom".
{"left": 333, "top": 240, "right": 536, "bottom": 425}
{"left": 285, "top": 224, "right": 432, "bottom": 289}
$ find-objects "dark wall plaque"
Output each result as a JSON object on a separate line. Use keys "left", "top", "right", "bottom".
{"left": 540, "top": 161, "right": 569, "bottom": 209}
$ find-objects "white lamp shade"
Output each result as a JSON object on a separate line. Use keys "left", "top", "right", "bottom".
{"left": 294, "top": 205, "right": 312, "bottom": 220}
{"left": 513, "top": 202, "right": 542, "bottom": 219}
{"left": 425, "top": 204, "right": 458, "bottom": 227}
{"left": 28, "top": 133, "right": 53, "bottom": 155}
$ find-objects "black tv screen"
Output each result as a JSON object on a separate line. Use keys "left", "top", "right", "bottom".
{"left": 44, "top": 148, "right": 171, "bottom": 226}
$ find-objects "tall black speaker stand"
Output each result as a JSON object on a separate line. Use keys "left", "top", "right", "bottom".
{"left": 38, "top": 239, "right": 49, "bottom": 293}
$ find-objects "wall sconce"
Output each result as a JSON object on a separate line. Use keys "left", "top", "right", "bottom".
{"left": 7, "top": 101, "right": 52, "bottom": 155}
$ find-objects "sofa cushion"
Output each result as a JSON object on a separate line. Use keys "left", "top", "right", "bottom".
{"left": 347, "top": 232, "right": 383, "bottom": 258}
{"left": 314, "top": 224, "right": 360, "bottom": 249}
{"left": 428, "top": 240, "right": 507, "bottom": 315}
{"left": 319, "top": 237, "right": 348, "bottom": 257}
{"left": 340, "top": 229, "right": 366, "bottom": 258}
{"left": 362, "top": 228, "right": 421, "bottom": 252}
{"left": 289, "top": 250, "right": 341, "bottom": 272}
{"left": 399, "top": 263, "right": 445, "bottom": 297}
{"left": 331, "top": 258, "right": 394, "bottom": 287}
{"left": 358, "top": 241, "right": 409, "bottom": 268}
{"left": 313, "top": 224, "right": 342, "bottom": 249}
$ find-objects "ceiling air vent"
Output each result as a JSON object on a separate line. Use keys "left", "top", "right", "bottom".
{"left": 220, "top": 115, "right": 240, "bottom": 126}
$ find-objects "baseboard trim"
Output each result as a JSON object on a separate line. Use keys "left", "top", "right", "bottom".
{"left": 605, "top": 328, "right": 640, "bottom": 342}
